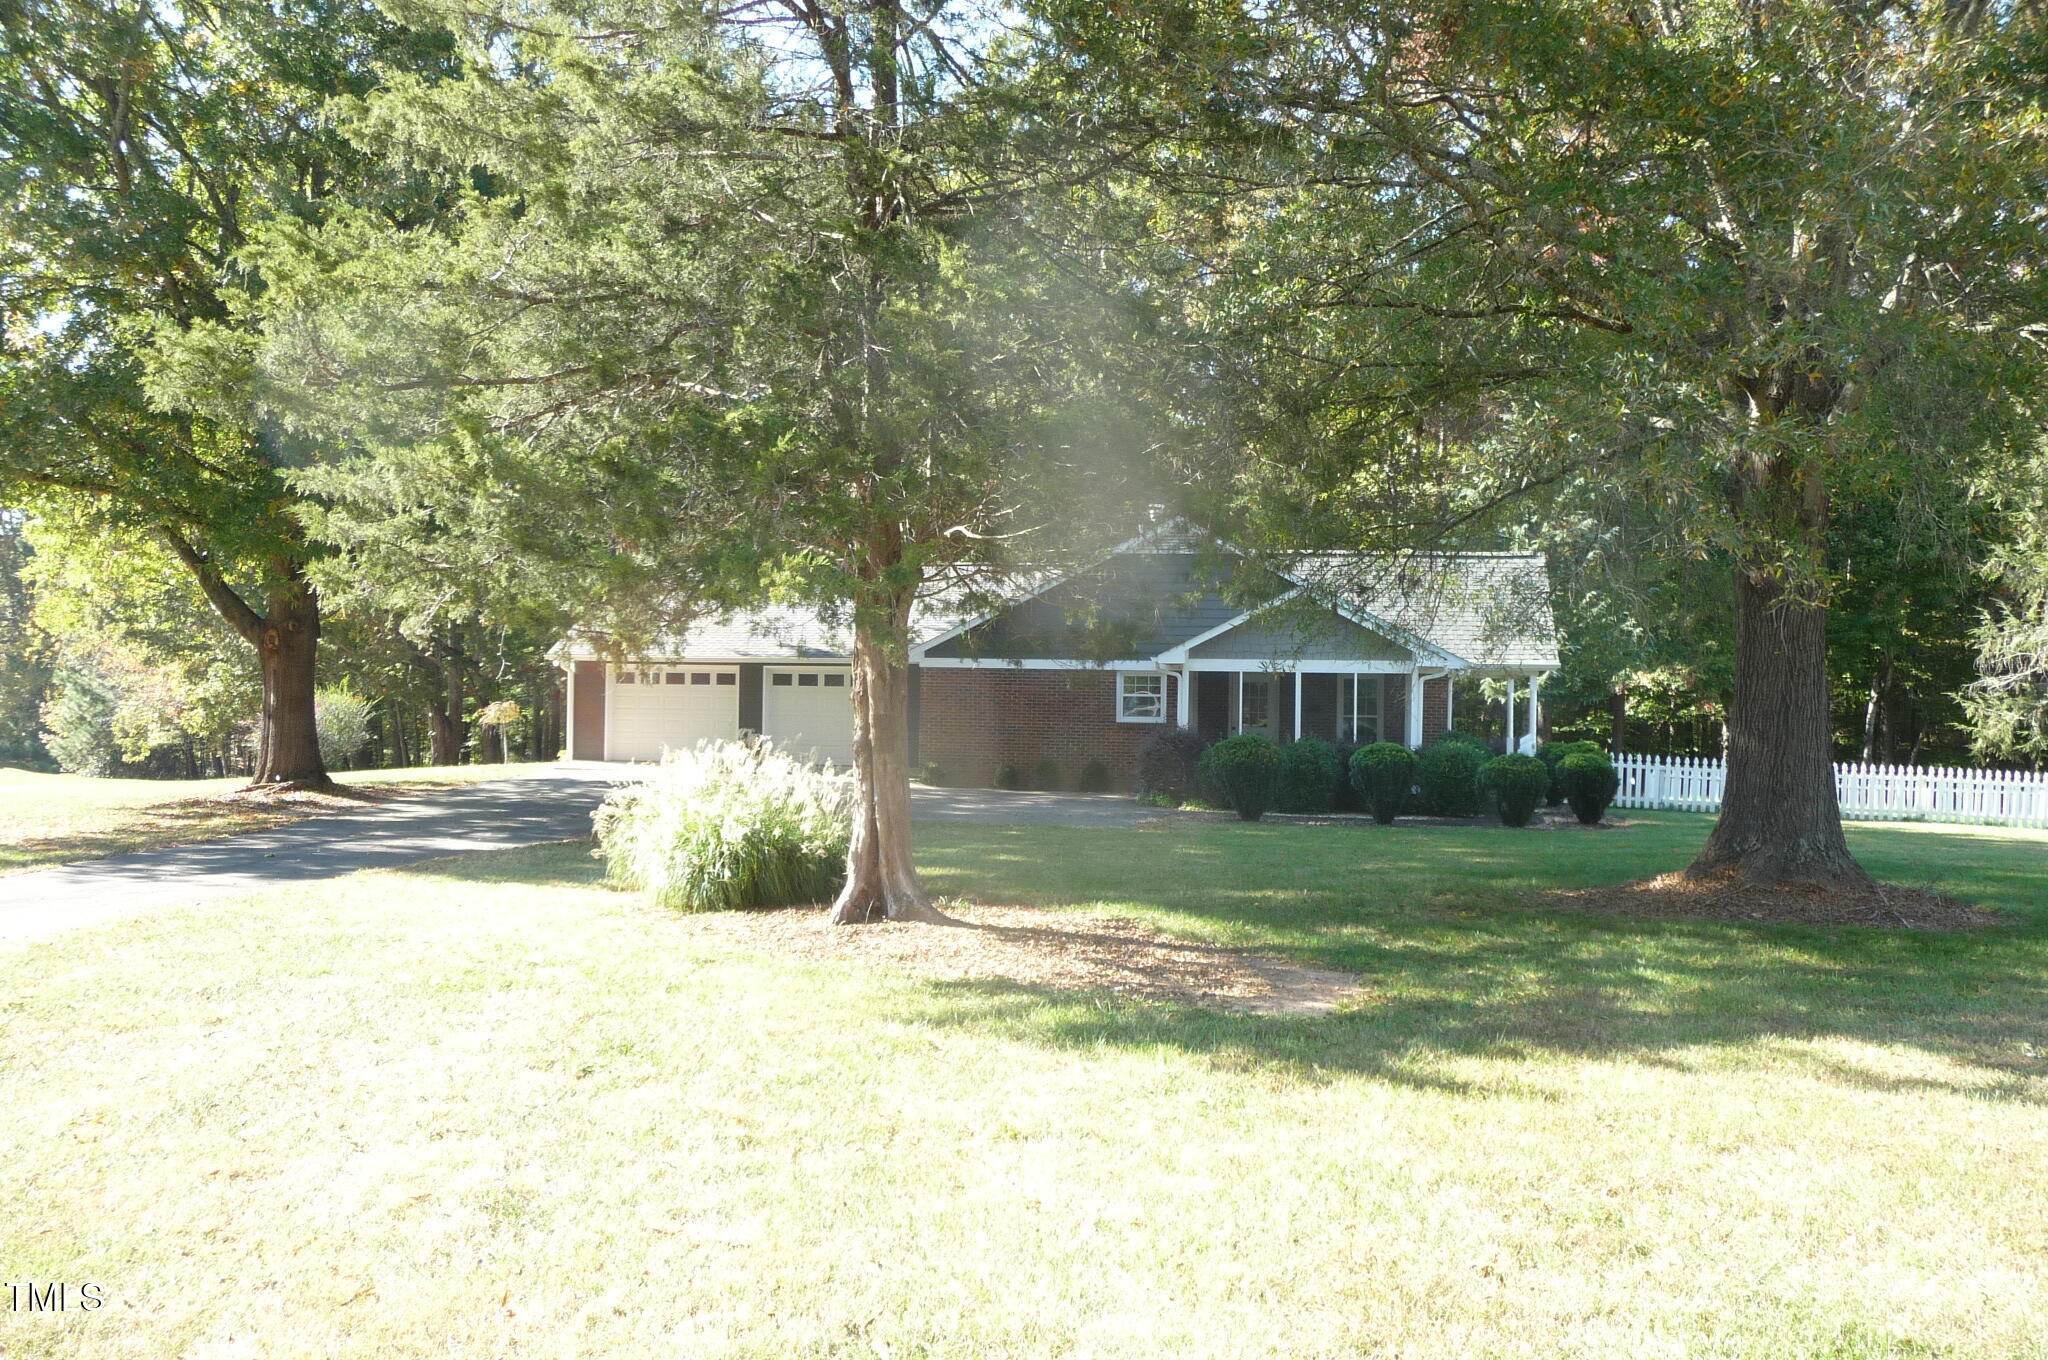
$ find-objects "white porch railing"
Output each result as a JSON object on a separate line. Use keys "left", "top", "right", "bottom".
{"left": 1612, "top": 753, "right": 2048, "bottom": 829}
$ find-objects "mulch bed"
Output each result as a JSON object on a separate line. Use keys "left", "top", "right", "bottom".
{"left": 675, "top": 903, "right": 1362, "bottom": 1015}
{"left": 1541, "top": 872, "right": 2000, "bottom": 931}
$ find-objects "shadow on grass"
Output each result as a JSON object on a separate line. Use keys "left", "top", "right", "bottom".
{"left": 898, "top": 821, "right": 2048, "bottom": 1099}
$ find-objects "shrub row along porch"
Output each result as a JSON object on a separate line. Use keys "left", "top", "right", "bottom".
{"left": 556, "top": 520, "right": 1562, "bottom": 791}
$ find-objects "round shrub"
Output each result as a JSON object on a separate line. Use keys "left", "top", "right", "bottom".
{"left": 1535, "top": 740, "right": 1603, "bottom": 806}
{"left": 1479, "top": 754, "right": 1550, "bottom": 827}
{"left": 1076, "top": 759, "right": 1113, "bottom": 793}
{"left": 1136, "top": 725, "right": 1207, "bottom": 802}
{"left": 1558, "top": 751, "right": 1621, "bottom": 825}
{"left": 1275, "top": 738, "right": 1341, "bottom": 813}
{"left": 592, "top": 739, "right": 853, "bottom": 912}
{"left": 915, "top": 761, "right": 946, "bottom": 786}
{"left": 993, "top": 761, "right": 1025, "bottom": 790}
{"left": 1032, "top": 757, "right": 1062, "bottom": 791}
{"left": 1197, "top": 734, "right": 1282, "bottom": 821}
{"left": 1416, "top": 738, "right": 1487, "bottom": 817}
{"left": 1431, "top": 729, "right": 1491, "bottom": 751}
{"left": 1349, "top": 742, "right": 1417, "bottom": 825}
{"left": 1329, "top": 742, "right": 1363, "bottom": 812}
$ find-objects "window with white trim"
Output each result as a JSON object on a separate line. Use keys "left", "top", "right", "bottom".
{"left": 1117, "top": 672, "right": 1166, "bottom": 722}
{"left": 1340, "top": 675, "right": 1383, "bottom": 743}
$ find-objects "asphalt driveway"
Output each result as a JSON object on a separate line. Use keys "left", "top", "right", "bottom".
{"left": 0, "top": 766, "right": 1158, "bottom": 945}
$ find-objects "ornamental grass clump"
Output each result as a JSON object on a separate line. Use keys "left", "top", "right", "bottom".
{"left": 1197, "top": 734, "right": 1281, "bottom": 821}
{"left": 1349, "top": 741, "right": 1417, "bottom": 824}
{"left": 1479, "top": 753, "right": 1550, "bottom": 827}
{"left": 593, "top": 739, "right": 854, "bottom": 912}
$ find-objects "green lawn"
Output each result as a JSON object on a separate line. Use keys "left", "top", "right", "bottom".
{"left": 3, "top": 813, "right": 2044, "bottom": 1358}
{"left": 0, "top": 763, "right": 561, "bottom": 874}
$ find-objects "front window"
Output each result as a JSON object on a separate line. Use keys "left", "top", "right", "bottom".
{"left": 1341, "top": 675, "right": 1383, "bottom": 744}
{"left": 1117, "top": 672, "right": 1166, "bottom": 722}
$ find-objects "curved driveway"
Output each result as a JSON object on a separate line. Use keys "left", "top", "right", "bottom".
{"left": 0, "top": 766, "right": 1157, "bottom": 945}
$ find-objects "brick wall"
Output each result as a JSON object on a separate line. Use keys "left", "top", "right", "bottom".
{"left": 916, "top": 668, "right": 1180, "bottom": 791}
{"left": 1422, "top": 674, "right": 1450, "bottom": 742}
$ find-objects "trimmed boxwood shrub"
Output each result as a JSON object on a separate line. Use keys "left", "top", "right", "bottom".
{"left": 1136, "top": 725, "right": 1207, "bottom": 803}
{"left": 1416, "top": 738, "right": 1487, "bottom": 817}
{"left": 1328, "top": 742, "right": 1362, "bottom": 812}
{"left": 1275, "top": 738, "right": 1342, "bottom": 813}
{"left": 1077, "top": 759, "right": 1112, "bottom": 793}
{"left": 1197, "top": 733, "right": 1282, "bottom": 821}
{"left": 1432, "top": 729, "right": 1491, "bottom": 751}
{"left": 1032, "top": 757, "right": 1062, "bottom": 791}
{"left": 1558, "top": 751, "right": 1621, "bottom": 825}
{"left": 993, "top": 761, "right": 1025, "bottom": 790}
{"left": 1535, "top": 740, "right": 1603, "bottom": 806}
{"left": 915, "top": 761, "right": 946, "bottom": 787}
{"left": 1479, "top": 753, "right": 1550, "bottom": 827}
{"left": 1349, "top": 742, "right": 1417, "bottom": 825}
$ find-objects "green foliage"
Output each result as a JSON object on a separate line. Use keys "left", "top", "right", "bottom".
{"left": 1136, "top": 726, "right": 1207, "bottom": 803}
{"left": 1349, "top": 742, "right": 1417, "bottom": 825}
{"left": 1274, "top": 738, "right": 1340, "bottom": 814}
{"left": 1135, "top": 789, "right": 1179, "bottom": 809}
{"left": 1558, "top": 752, "right": 1622, "bottom": 827}
{"left": 1032, "top": 758, "right": 1063, "bottom": 792}
{"left": 1197, "top": 734, "right": 1282, "bottom": 822}
{"left": 1077, "top": 759, "right": 1112, "bottom": 794}
{"left": 593, "top": 740, "right": 852, "bottom": 912}
{"left": 1416, "top": 741, "right": 1487, "bottom": 818}
{"left": 1431, "top": 730, "right": 1490, "bottom": 751}
{"left": 1536, "top": 740, "right": 1604, "bottom": 806}
{"left": 39, "top": 662, "right": 122, "bottom": 776}
{"left": 1479, "top": 755, "right": 1550, "bottom": 828}
{"left": 916, "top": 763, "right": 946, "bottom": 787}
{"left": 315, "top": 690, "right": 375, "bottom": 770}
{"left": 993, "top": 762, "right": 1025, "bottom": 791}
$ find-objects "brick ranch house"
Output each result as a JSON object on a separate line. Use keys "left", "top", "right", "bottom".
{"left": 553, "top": 521, "right": 1561, "bottom": 788}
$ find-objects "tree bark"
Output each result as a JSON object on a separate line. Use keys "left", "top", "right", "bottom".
{"left": 1687, "top": 569, "right": 1870, "bottom": 886}
{"left": 828, "top": 589, "right": 948, "bottom": 924}
{"left": 247, "top": 574, "right": 331, "bottom": 788}
{"left": 1607, "top": 686, "right": 1628, "bottom": 752}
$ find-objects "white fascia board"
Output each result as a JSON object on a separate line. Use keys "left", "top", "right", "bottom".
{"left": 1155, "top": 587, "right": 1469, "bottom": 670}
{"left": 908, "top": 516, "right": 1206, "bottom": 661}
{"left": 1179, "top": 659, "right": 1432, "bottom": 674}
{"left": 912, "top": 656, "right": 1167, "bottom": 671}
{"left": 1152, "top": 588, "right": 1305, "bottom": 663}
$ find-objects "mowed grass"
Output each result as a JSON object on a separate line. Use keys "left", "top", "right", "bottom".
{"left": 0, "top": 763, "right": 560, "bottom": 874}
{"left": 3, "top": 814, "right": 2046, "bottom": 1359}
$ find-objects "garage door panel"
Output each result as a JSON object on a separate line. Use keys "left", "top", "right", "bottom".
{"left": 608, "top": 668, "right": 739, "bottom": 760}
{"left": 763, "top": 667, "right": 854, "bottom": 765}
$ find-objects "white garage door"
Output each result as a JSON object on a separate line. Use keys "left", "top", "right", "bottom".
{"left": 762, "top": 666, "right": 854, "bottom": 766}
{"left": 608, "top": 666, "right": 740, "bottom": 761}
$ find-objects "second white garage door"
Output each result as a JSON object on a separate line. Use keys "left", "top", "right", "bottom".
{"left": 763, "top": 667, "right": 854, "bottom": 766}
{"left": 608, "top": 667, "right": 740, "bottom": 761}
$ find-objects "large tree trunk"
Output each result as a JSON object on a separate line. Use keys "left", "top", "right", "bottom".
{"left": 1687, "top": 569, "right": 1870, "bottom": 887}
{"left": 248, "top": 575, "right": 332, "bottom": 788}
{"left": 1607, "top": 686, "right": 1628, "bottom": 752}
{"left": 828, "top": 592, "right": 947, "bottom": 925}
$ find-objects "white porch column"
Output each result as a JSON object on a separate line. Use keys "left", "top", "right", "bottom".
{"left": 1527, "top": 673, "right": 1542, "bottom": 744}
{"left": 1406, "top": 671, "right": 1424, "bottom": 747}
{"left": 1175, "top": 667, "right": 1192, "bottom": 728}
{"left": 1505, "top": 676, "right": 1517, "bottom": 750}
{"left": 1293, "top": 670, "right": 1303, "bottom": 742}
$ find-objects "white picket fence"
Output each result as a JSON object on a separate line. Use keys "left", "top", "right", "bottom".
{"left": 1612, "top": 753, "right": 2048, "bottom": 829}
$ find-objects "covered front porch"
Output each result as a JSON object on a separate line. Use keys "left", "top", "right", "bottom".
{"left": 1175, "top": 663, "right": 1546, "bottom": 751}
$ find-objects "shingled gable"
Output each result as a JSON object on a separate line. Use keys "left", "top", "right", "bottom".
{"left": 911, "top": 521, "right": 1553, "bottom": 671}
